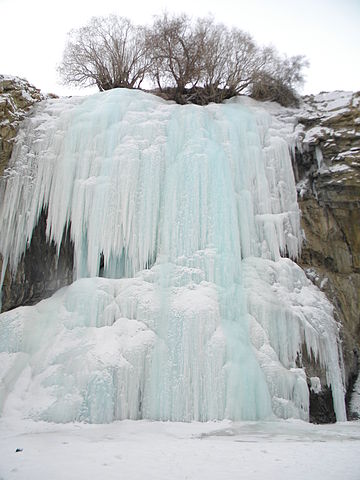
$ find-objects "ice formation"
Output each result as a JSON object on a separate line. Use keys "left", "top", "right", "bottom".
{"left": 0, "top": 89, "right": 346, "bottom": 423}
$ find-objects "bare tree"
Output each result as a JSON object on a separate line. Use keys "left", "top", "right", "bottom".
{"left": 145, "top": 13, "right": 205, "bottom": 102}
{"left": 194, "top": 18, "right": 229, "bottom": 102}
{"left": 145, "top": 14, "right": 263, "bottom": 104}
{"left": 199, "top": 23, "right": 265, "bottom": 102}
{"left": 224, "top": 29, "right": 264, "bottom": 95}
{"left": 58, "top": 15, "right": 149, "bottom": 91}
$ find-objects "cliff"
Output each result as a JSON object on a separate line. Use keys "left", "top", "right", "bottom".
{"left": 295, "top": 91, "right": 360, "bottom": 419}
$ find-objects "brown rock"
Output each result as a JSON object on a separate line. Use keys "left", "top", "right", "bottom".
{"left": 296, "top": 91, "right": 360, "bottom": 419}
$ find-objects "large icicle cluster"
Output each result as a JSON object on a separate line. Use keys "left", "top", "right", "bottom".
{"left": 0, "top": 89, "right": 346, "bottom": 423}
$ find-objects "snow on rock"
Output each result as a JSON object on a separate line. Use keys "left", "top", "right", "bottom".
{"left": 0, "top": 75, "right": 45, "bottom": 177}
{"left": 298, "top": 90, "right": 360, "bottom": 166}
{"left": 0, "top": 74, "right": 44, "bottom": 125}
{"left": 299, "top": 91, "right": 354, "bottom": 122}
{"left": 294, "top": 89, "right": 360, "bottom": 200}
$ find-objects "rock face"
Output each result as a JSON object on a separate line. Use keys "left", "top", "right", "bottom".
{"left": 0, "top": 75, "right": 44, "bottom": 176}
{"left": 0, "top": 76, "right": 74, "bottom": 311}
{"left": 0, "top": 209, "right": 74, "bottom": 311}
{"left": 295, "top": 91, "right": 360, "bottom": 419}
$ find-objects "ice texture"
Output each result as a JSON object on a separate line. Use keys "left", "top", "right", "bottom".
{"left": 0, "top": 89, "right": 346, "bottom": 423}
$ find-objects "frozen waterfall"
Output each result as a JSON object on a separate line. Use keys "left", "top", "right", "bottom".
{"left": 0, "top": 89, "right": 346, "bottom": 422}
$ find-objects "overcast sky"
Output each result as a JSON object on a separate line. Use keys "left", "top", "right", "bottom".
{"left": 1, "top": 0, "right": 359, "bottom": 96}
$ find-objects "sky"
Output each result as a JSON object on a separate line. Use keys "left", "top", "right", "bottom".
{"left": 0, "top": 0, "right": 359, "bottom": 97}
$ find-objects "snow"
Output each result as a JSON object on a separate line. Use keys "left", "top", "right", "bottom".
{"left": 0, "top": 88, "right": 347, "bottom": 424}
{"left": 299, "top": 91, "right": 354, "bottom": 150}
{"left": 0, "top": 418, "right": 359, "bottom": 480}
{"left": 310, "top": 376, "right": 322, "bottom": 394}
{"left": 0, "top": 74, "right": 42, "bottom": 108}
{"left": 301, "top": 91, "right": 353, "bottom": 118}
{"left": 296, "top": 90, "right": 360, "bottom": 182}
{"left": 303, "top": 126, "right": 333, "bottom": 145}
{"left": 350, "top": 374, "right": 360, "bottom": 418}
{"left": 335, "top": 150, "right": 360, "bottom": 161}
{"left": 320, "top": 277, "right": 328, "bottom": 289}
{"left": 329, "top": 163, "right": 351, "bottom": 173}
{"left": 296, "top": 178, "right": 309, "bottom": 198}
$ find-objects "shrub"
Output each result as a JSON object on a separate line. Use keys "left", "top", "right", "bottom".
{"left": 250, "top": 50, "right": 309, "bottom": 106}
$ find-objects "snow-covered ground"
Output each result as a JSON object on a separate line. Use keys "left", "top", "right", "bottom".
{"left": 0, "top": 418, "right": 359, "bottom": 480}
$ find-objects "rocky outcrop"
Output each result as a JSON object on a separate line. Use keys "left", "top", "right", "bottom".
{"left": 0, "top": 76, "right": 73, "bottom": 312}
{"left": 295, "top": 91, "right": 360, "bottom": 419}
{"left": 0, "top": 75, "right": 44, "bottom": 176}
